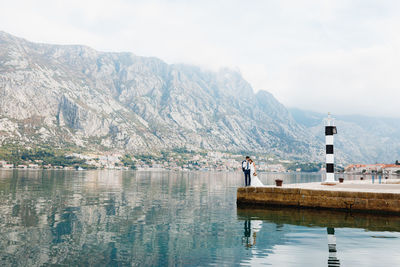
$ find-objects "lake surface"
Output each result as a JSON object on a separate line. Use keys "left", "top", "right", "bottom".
{"left": 0, "top": 170, "right": 400, "bottom": 266}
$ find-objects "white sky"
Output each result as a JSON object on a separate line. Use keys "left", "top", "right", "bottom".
{"left": 1, "top": 0, "right": 400, "bottom": 117}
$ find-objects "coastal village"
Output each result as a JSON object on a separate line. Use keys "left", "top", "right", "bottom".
{"left": 344, "top": 163, "right": 400, "bottom": 175}
{"left": 0, "top": 151, "right": 288, "bottom": 172}
{"left": 1, "top": 151, "right": 399, "bottom": 174}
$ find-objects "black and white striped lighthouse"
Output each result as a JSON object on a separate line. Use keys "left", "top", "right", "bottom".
{"left": 325, "top": 113, "right": 337, "bottom": 183}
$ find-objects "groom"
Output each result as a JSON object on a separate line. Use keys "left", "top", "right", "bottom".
{"left": 242, "top": 156, "right": 251, "bottom": 186}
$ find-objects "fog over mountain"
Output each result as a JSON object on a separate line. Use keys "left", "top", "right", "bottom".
{"left": 0, "top": 31, "right": 399, "bottom": 164}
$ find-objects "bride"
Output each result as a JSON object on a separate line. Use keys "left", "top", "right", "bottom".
{"left": 249, "top": 158, "right": 264, "bottom": 187}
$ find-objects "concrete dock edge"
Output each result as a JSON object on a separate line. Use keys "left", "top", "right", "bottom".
{"left": 237, "top": 186, "right": 400, "bottom": 214}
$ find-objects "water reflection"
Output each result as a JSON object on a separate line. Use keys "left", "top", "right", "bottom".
{"left": 0, "top": 170, "right": 400, "bottom": 266}
{"left": 237, "top": 206, "right": 400, "bottom": 232}
{"left": 327, "top": 227, "right": 340, "bottom": 267}
{"left": 237, "top": 207, "right": 400, "bottom": 266}
{"left": 0, "top": 170, "right": 247, "bottom": 266}
{"left": 242, "top": 220, "right": 262, "bottom": 248}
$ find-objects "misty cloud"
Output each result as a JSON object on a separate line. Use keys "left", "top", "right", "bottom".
{"left": 1, "top": 0, "right": 399, "bottom": 117}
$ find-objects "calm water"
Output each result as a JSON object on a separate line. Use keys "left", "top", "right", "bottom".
{"left": 0, "top": 170, "right": 400, "bottom": 266}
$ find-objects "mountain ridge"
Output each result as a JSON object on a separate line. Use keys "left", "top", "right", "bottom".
{"left": 0, "top": 31, "right": 322, "bottom": 161}
{"left": 1, "top": 31, "right": 399, "bottom": 164}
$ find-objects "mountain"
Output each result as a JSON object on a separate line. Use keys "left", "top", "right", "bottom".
{"left": 289, "top": 108, "right": 400, "bottom": 163}
{"left": 0, "top": 31, "right": 321, "bottom": 161}
{"left": 2, "top": 31, "right": 398, "bottom": 164}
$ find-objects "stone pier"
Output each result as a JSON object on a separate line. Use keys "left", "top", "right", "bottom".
{"left": 237, "top": 180, "right": 400, "bottom": 214}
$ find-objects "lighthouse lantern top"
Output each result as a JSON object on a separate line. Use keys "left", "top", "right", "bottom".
{"left": 325, "top": 112, "right": 337, "bottom": 135}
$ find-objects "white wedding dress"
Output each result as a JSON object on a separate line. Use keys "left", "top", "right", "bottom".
{"left": 250, "top": 162, "right": 264, "bottom": 187}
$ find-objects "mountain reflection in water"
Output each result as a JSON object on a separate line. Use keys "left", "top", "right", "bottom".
{"left": 0, "top": 170, "right": 400, "bottom": 266}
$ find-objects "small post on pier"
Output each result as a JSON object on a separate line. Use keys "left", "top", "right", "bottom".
{"left": 324, "top": 113, "right": 337, "bottom": 183}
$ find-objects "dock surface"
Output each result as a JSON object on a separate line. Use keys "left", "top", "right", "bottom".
{"left": 237, "top": 180, "right": 400, "bottom": 214}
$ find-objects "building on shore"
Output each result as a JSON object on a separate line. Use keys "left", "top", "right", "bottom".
{"left": 345, "top": 164, "right": 400, "bottom": 174}
{"left": 383, "top": 164, "right": 400, "bottom": 174}
{"left": 1, "top": 163, "right": 14, "bottom": 169}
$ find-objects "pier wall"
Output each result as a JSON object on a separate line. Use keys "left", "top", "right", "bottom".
{"left": 237, "top": 186, "right": 400, "bottom": 214}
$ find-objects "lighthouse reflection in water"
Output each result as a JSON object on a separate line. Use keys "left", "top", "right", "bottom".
{"left": 0, "top": 170, "right": 400, "bottom": 266}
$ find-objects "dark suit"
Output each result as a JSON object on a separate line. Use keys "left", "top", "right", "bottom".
{"left": 244, "top": 170, "right": 251, "bottom": 186}
{"left": 243, "top": 160, "right": 251, "bottom": 186}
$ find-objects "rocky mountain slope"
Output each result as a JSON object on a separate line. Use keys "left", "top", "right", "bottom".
{"left": 0, "top": 31, "right": 321, "bottom": 161}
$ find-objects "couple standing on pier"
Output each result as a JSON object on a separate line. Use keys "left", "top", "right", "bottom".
{"left": 242, "top": 156, "right": 264, "bottom": 187}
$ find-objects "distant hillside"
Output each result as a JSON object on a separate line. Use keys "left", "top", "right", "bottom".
{"left": 0, "top": 31, "right": 321, "bottom": 161}
{"left": 1, "top": 31, "right": 399, "bottom": 164}
{"left": 289, "top": 108, "right": 400, "bottom": 164}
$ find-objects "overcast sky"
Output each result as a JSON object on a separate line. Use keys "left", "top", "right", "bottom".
{"left": 1, "top": 0, "right": 400, "bottom": 117}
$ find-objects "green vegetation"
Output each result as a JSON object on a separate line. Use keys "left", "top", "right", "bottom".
{"left": 286, "top": 162, "right": 321, "bottom": 172}
{"left": 172, "top": 147, "right": 194, "bottom": 154}
{"left": 0, "top": 144, "right": 87, "bottom": 168}
{"left": 135, "top": 148, "right": 204, "bottom": 166}
{"left": 135, "top": 154, "right": 156, "bottom": 166}
{"left": 121, "top": 154, "right": 136, "bottom": 169}
{"left": 0, "top": 144, "right": 336, "bottom": 173}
